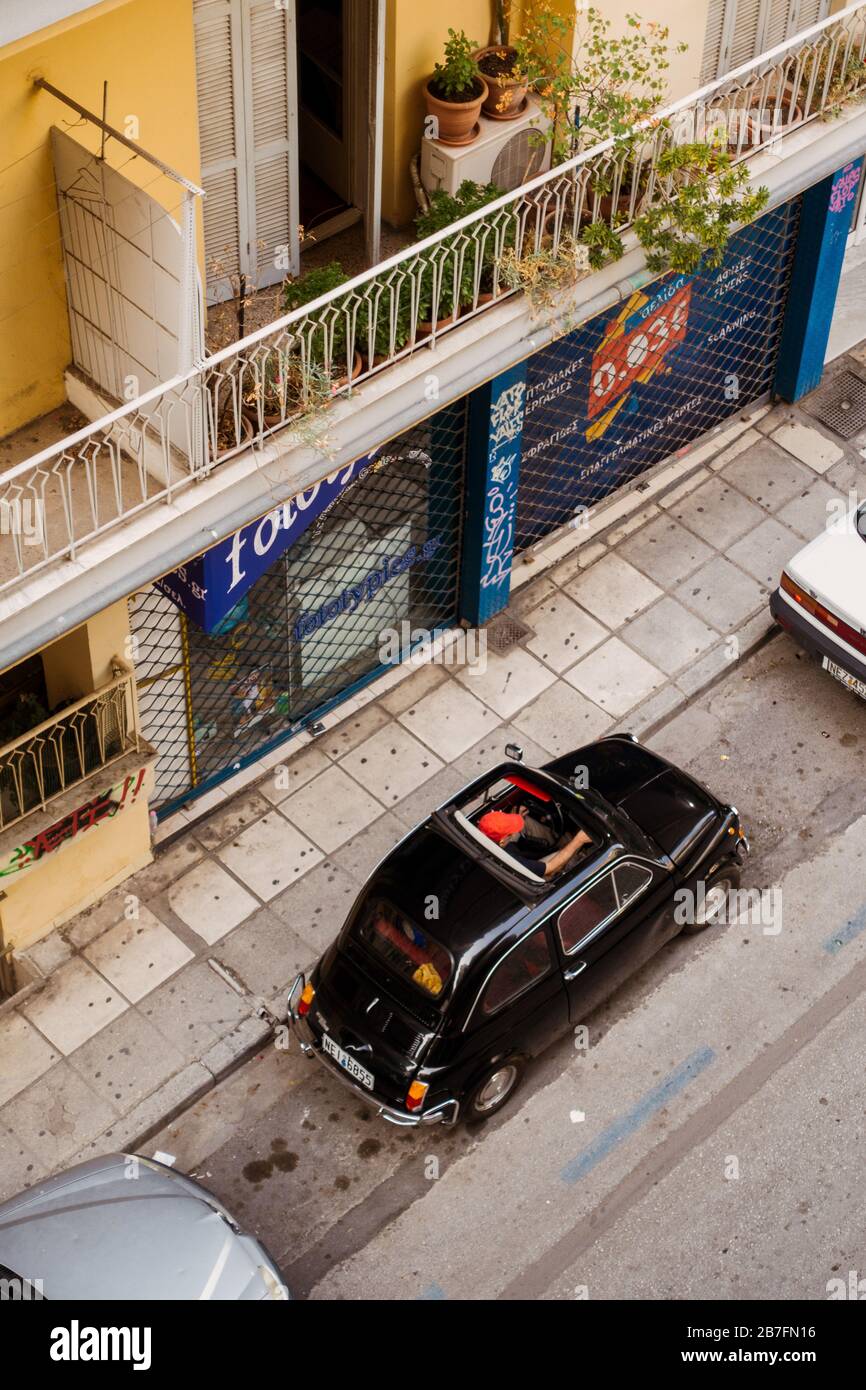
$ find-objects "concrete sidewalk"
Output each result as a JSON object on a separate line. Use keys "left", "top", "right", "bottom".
{"left": 1, "top": 367, "right": 863, "bottom": 1202}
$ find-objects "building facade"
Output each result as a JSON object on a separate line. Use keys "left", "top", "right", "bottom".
{"left": 0, "top": 0, "right": 863, "bottom": 972}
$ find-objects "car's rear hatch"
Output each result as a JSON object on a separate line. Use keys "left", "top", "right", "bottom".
{"left": 312, "top": 942, "right": 440, "bottom": 1106}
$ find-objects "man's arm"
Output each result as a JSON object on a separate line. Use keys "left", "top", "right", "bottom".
{"left": 541, "top": 829, "right": 592, "bottom": 879}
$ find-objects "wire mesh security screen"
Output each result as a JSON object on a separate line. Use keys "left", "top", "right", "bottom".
{"left": 132, "top": 398, "right": 466, "bottom": 813}
{"left": 516, "top": 198, "right": 801, "bottom": 550}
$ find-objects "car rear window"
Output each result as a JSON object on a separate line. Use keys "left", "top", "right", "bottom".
{"left": 355, "top": 898, "right": 453, "bottom": 999}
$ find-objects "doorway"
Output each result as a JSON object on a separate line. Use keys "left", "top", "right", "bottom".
{"left": 194, "top": 0, "right": 381, "bottom": 307}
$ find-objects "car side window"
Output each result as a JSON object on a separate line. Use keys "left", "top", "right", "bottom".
{"left": 614, "top": 862, "right": 653, "bottom": 908}
{"left": 558, "top": 872, "right": 618, "bottom": 954}
{"left": 480, "top": 928, "right": 553, "bottom": 1016}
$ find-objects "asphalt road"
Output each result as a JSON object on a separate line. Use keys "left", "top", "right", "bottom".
{"left": 147, "top": 632, "right": 866, "bottom": 1300}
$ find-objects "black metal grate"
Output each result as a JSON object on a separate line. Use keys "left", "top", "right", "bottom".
{"left": 132, "top": 399, "right": 468, "bottom": 813}
{"left": 803, "top": 370, "right": 866, "bottom": 439}
{"left": 515, "top": 198, "right": 801, "bottom": 551}
{"left": 484, "top": 612, "right": 534, "bottom": 653}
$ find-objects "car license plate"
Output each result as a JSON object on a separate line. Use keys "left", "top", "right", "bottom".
{"left": 822, "top": 656, "right": 866, "bottom": 701}
{"left": 322, "top": 1033, "right": 374, "bottom": 1090}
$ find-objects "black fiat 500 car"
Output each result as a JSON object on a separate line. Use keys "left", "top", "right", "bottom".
{"left": 287, "top": 734, "right": 748, "bottom": 1126}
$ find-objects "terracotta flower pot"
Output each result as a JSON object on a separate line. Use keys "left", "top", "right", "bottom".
{"left": 746, "top": 86, "right": 803, "bottom": 144}
{"left": 424, "top": 76, "right": 488, "bottom": 146}
{"left": 417, "top": 308, "right": 462, "bottom": 337}
{"left": 474, "top": 45, "right": 528, "bottom": 121}
{"left": 332, "top": 350, "right": 363, "bottom": 391}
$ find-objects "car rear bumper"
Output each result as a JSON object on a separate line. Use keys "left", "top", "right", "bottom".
{"left": 287, "top": 985, "right": 458, "bottom": 1128}
{"left": 771, "top": 587, "right": 866, "bottom": 685}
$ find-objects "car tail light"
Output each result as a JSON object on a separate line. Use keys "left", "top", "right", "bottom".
{"left": 780, "top": 572, "right": 866, "bottom": 657}
{"left": 405, "top": 1080, "right": 429, "bottom": 1113}
{"left": 298, "top": 982, "right": 316, "bottom": 1017}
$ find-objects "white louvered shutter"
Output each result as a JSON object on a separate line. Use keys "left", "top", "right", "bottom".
{"left": 242, "top": 0, "right": 298, "bottom": 288}
{"left": 700, "top": 0, "right": 728, "bottom": 84}
{"left": 194, "top": 0, "right": 298, "bottom": 303}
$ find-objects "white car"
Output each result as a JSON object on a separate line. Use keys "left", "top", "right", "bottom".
{"left": 771, "top": 499, "right": 866, "bottom": 701}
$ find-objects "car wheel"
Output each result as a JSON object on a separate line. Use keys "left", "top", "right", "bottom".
{"left": 681, "top": 863, "right": 741, "bottom": 935}
{"left": 463, "top": 1059, "right": 524, "bottom": 1121}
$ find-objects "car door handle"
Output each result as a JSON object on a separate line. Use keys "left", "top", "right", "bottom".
{"left": 563, "top": 960, "right": 587, "bottom": 982}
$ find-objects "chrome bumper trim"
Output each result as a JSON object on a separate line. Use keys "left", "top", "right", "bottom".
{"left": 287, "top": 989, "right": 458, "bottom": 1128}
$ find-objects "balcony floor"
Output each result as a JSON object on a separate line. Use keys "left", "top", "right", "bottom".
{"left": 0, "top": 404, "right": 151, "bottom": 591}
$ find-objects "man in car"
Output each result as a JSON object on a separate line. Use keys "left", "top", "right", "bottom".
{"left": 478, "top": 810, "right": 591, "bottom": 879}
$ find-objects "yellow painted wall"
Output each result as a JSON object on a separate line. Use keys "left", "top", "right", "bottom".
{"left": 382, "top": 0, "right": 713, "bottom": 228}
{"left": 0, "top": 0, "right": 202, "bottom": 437}
{"left": 0, "top": 789, "right": 153, "bottom": 952}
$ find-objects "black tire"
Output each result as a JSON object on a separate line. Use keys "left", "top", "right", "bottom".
{"left": 680, "top": 861, "right": 741, "bottom": 935}
{"left": 462, "top": 1057, "right": 525, "bottom": 1122}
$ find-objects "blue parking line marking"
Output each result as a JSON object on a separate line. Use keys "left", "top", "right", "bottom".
{"left": 560, "top": 1044, "right": 716, "bottom": 1185}
{"left": 418, "top": 1282, "right": 447, "bottom": 1300}
{"left": 823, "top": 904, "right": 866, "bottom": 955}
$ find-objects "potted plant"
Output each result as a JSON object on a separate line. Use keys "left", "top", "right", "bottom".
{"left": 281, "top": 261, "right": 362, "bottom": 386}
{"left": 358, "top": 286, "right": 412, "bottom": 366}
{"left": 414, "top": 180, "right": 508, "bottom": 329}
{"left": 634, "top": 142, "right": 769, "bottom": 274}
{"left": 425, "top": 29, "right": 488, "bottom": 146}
{"left": 474, "top": 44, "right": 529, "bottom": 120}
{"left": 498, "top": 234, "right": 591, "bottom": 313}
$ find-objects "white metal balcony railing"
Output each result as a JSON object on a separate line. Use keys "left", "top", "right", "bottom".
{"left": 1, "top": 2, "right": 865, "bottom": 594}
{"left": 0, "top": 658, "right": 140, "bottom": 833}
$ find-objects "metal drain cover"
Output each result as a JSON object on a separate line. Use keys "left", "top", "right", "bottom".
{"left": 804, "top": 370, "right": 866, "bottom": 439}
{"left": 484, "top": 613, "right": 534, "bottom": 653}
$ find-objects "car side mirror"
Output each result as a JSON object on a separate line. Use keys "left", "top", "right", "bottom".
{"left": 505, "top": 742, "right": 524, "bottom": 763}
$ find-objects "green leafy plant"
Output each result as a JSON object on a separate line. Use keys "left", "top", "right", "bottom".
{"left": 430, "top": 29, "right": 482, "bottom": 102}
{"left": 580, "top": 219, "right": 625, "bottom": 270}
{"left": 634, "top": 143, "right": 769, "bottom": 274}
{"left": 282, "top": 261, "right": 351, "bottom": 368}
{"left": 512, "top": 5, "right": 685, "bottom": 165}
{"left": 415, "top": 179, "right": 508, "bottom": 320}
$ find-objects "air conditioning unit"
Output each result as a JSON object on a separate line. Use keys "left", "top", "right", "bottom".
{"left": 420, "top": 95, "right": 552, "bottom": 196}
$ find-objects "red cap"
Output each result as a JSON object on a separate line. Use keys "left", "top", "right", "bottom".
{"left": 478, "top": 810, "right": 525, "bottom": 844}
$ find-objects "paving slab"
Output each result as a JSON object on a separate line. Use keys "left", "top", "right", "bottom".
{"left": 269, "top": 857, "right": 362, "bottom": 955}
{"left": 340, "top": 722, "right": 444, "bottom": 805}
{"left": 717, "top": 438, "right": 815, "bottom": 510}
{"left": 139, "top": 960, "right": 251, "bottom": 1061}
{"left": 523, "top": 592, "right": 608, "bottom": 673}
{"left": 378, "top": 661, "right": 449, "bottom": 716}
{"left": 565, "top": 553, "right": 662, "bottom": 629}
{"left": 279, "top": 763, "right": 385, "bottom": 853}
{"left": 68, "top": 1010, "right": 187, "bottom": 1113}
{"left": 617, "top": 513, "right": 715, "bottom": 589}
{"left": 727, "top": 516, "right": 804, "bottom": 588}
{"left": 21, "top": 958, "right": 129, "bottom": 1055}
{"left": 454, "top": 644, "right": 556, "bottom": 716}
{"left": 0, "top": 1012, "right": 60, "bottom": 1107}
{"left": 167, "top": 859, "right": 259, "bottom": 944}
{"left": 217, "top": 905, "right": 313, "bottom": 1000}
{"left": 83, "top": 907, "right": 195, "bottom": 1005}
{"left": 320, "top": 703, "right": 393, "bottom": 760}
{"left": 622, "top": 597, "right": 718, "bottom": 676}
{"left": 192, "top": 790, "right": 274, "bottom": 852}
{"left": 398, "top": 680, "right": 498, "bottom": 760}
{"left": 675, "top": 555, "right": 767, "bottom": 634}
{"left": 259, "top": 744, "right": 332, "bottom": 806}
{"left": 563, "top": 637, "right": 665, "bottom": 718}
{"left": 668, "top": 476, "right": 766, "bottom": 549}
{"left": 3, "top": 1063, "right": 117, "bottom": 1170}
{"left": 218, "top": 810, "right": 323, "bottom": 900}
{"left": 772, "top": 419, "right": 844, "bottom": 473}
{"left": 776, "top": 478, "right": 848, "bottom": 540}
{"left": 512, "top": 680, "right": 613, "bottom": 754}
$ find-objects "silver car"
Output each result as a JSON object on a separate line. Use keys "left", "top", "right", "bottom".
{"left": 0, "top": 1153, "right": 288, "bottom": 1300}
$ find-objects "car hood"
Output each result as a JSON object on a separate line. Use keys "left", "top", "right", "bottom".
{"left": 0, "top": 1155, "right": 276, "bottom": 1300}
{"left": 545, "top": 738, "right": 721, "bottom": 865}
{"left": 785, "top": 507, "right": 866, "bottom": 631}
